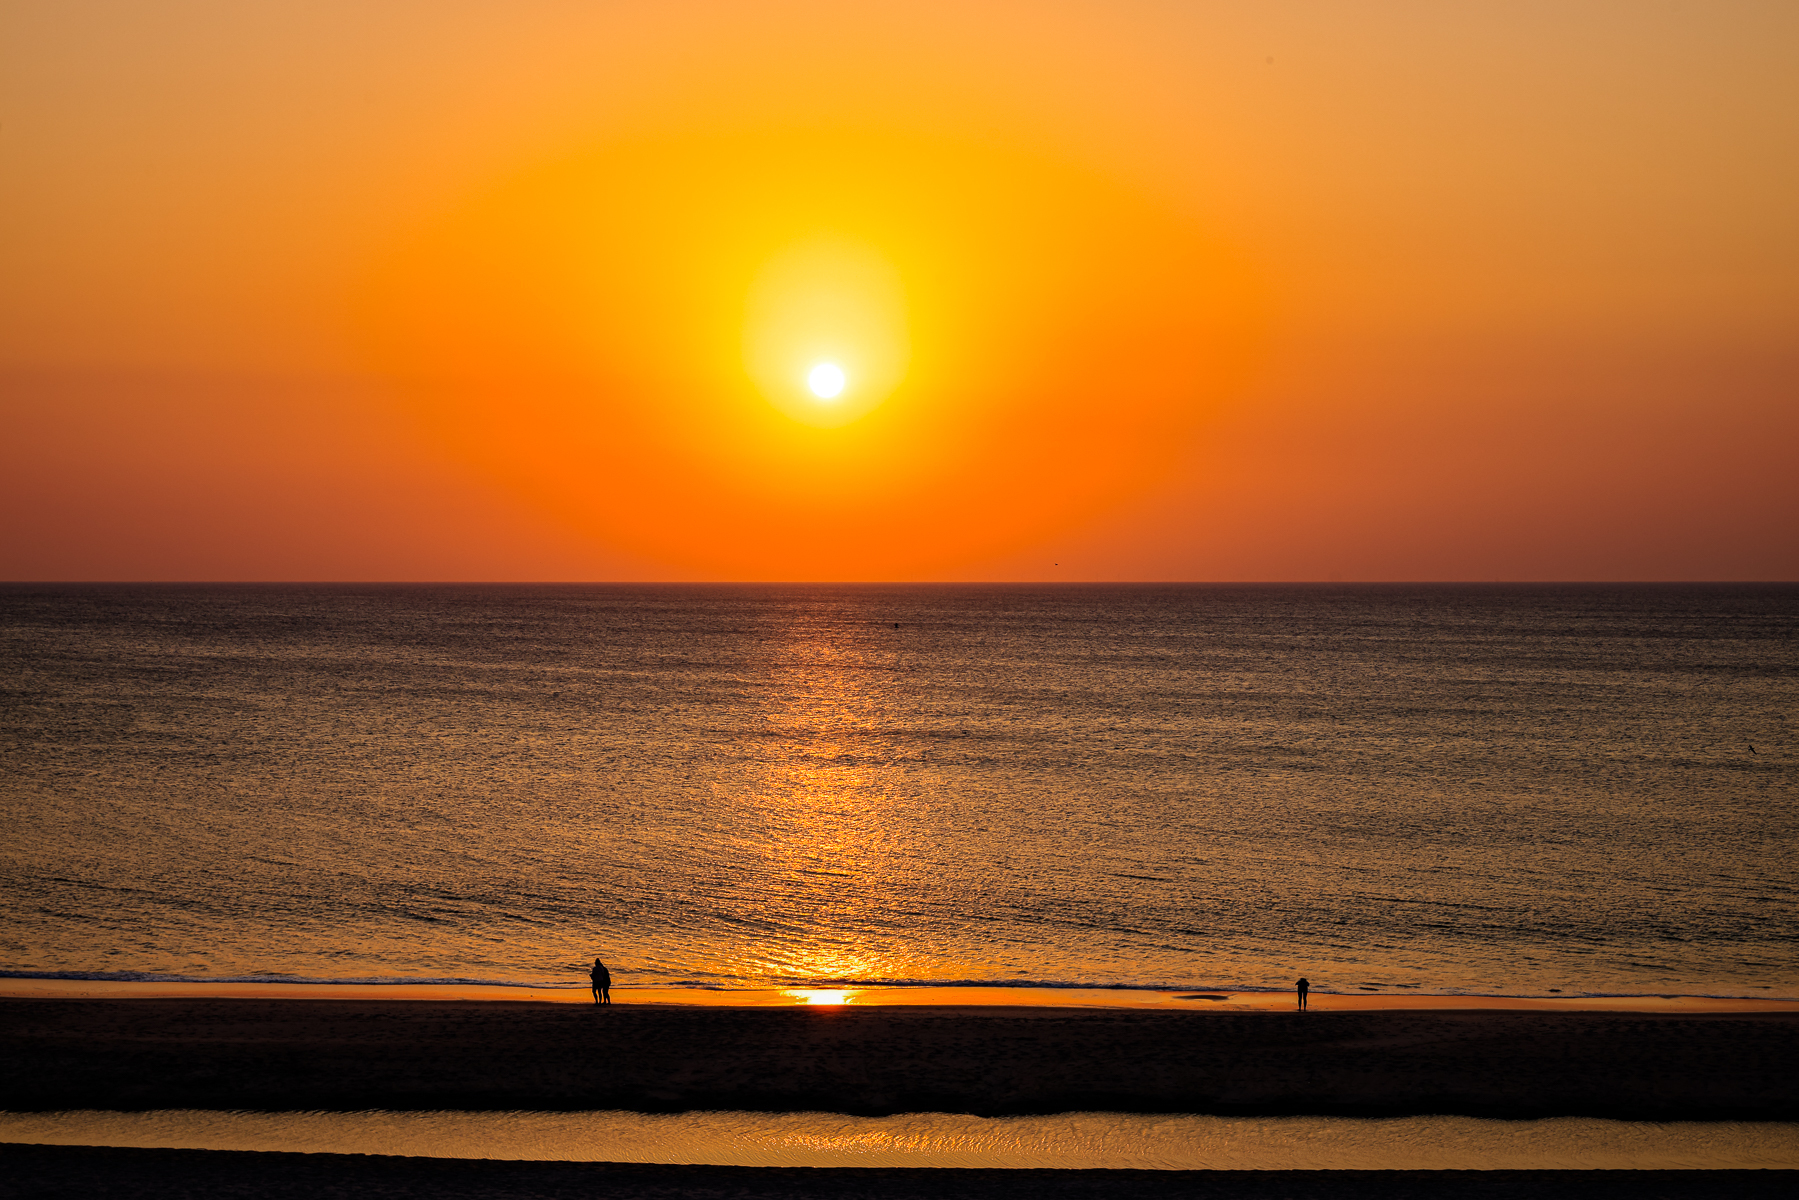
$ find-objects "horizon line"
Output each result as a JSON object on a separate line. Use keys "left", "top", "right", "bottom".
{"left": 4, "top": 579, "right": 1796, "bottom": 587}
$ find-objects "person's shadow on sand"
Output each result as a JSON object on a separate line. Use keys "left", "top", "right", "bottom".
{"left": 590, "top": 958, "right": 612, "bottom": 1007}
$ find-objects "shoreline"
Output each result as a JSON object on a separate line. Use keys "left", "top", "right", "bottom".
{"left": 5, "top": 998, "right": 1796, "bottom": 1120}
{"left": 3, "top": 977, "right": 1792, "bottom": 1013}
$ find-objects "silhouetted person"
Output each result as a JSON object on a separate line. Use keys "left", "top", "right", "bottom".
{"left": 1296, "top": 977, "right": 1309, "bottom": 1011}
{"left": 590, "top": 957, "right": 612, "bottom": 1007}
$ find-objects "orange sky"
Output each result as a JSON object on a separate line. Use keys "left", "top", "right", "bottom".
{"left": 3, "top": 1, "right": 1795, "bottom": 580}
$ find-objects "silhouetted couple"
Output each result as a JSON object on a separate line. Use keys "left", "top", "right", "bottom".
{"left": 590, "top": 957, "right": 612, "bottom": 1006}
{"left": 1296, "top": 977, "right": 1309, "bottom": 1011}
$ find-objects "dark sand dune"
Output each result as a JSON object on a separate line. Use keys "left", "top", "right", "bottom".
{"left": 2, "top": 1145, "right": 1794, "bottom": 1200}
{"left": 4, "top": 1000, "right": 1796, "bottom": 1118}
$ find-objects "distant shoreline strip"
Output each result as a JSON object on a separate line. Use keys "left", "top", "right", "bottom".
{"left": 0, "top": 969, "right": 1788, "bottom": 1002}
{"left": 1, "top": 975, "right": 1793, "bottom": 1012}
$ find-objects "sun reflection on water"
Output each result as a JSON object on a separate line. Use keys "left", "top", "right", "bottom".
{"left": 728, "top": 623, "right": 944, "bottom": 989}
{"left": 784, "top": 988, "right": 858, "bottom": 1006}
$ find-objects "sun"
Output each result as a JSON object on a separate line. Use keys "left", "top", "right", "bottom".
{"left": 808, "top": 362, "right": 846, "bottom": 399}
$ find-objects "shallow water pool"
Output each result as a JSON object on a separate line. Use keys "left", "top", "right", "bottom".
{"left": 3, "top": 1110, "right": 1795, "bottom": 1169}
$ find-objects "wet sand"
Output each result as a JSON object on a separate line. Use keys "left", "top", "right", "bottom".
{"left": 4, "top": 999, "right": 1796, "bottom": 1119}
{"left": 2, "top": 1145, "right": 1794, "bottom": 1200}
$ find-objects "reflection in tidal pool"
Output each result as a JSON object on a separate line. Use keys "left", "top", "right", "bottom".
{"left": 3, "top": 1110, "right": 1795, "bottom": 1169}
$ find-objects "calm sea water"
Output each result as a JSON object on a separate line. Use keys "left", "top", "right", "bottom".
{"left": 1, "top": 584, "right": 1793, "bottom": 998}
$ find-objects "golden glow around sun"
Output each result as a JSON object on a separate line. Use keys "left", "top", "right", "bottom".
{"left": 361, "top": 126, "right": 1257, "bottom": 577}
{"left": 743, "top": 237, "right": 908, "bottom": 428}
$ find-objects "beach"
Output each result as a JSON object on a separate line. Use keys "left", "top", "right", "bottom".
{"left": 5, "top": 998, "right": 1796, "bottom": 1119}
{"left": 6, "top": 984, "right": 1798, "bottom": 1198}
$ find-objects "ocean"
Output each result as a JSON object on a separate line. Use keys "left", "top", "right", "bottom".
{"left": 1, "top": 584, "right": 1793, "bottom": 999}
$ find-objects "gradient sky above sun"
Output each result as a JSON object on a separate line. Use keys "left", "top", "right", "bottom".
{"left": 2, "top": 0, "right": 1795, "bottom": 581}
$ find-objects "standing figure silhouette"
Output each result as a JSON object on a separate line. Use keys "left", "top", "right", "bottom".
{"left": 1296, "top": 977, "right": 1309, "bottom": 1011}
{"left": 591, "top": 957, "right": 612, "bottom": 1007}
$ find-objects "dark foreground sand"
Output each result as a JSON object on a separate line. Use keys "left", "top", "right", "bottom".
{"left": 2, "top": 1145, "right": 1793, "bottom": 1200}
{"left": 4, "top": 1000, "right": 1797, "bottom": 1119}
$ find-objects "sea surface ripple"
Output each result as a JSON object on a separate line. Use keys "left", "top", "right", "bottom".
{"left": 1, "top": 583, "right": 1793, "bottom": 998}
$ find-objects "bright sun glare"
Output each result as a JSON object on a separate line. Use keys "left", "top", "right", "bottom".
{"left": 808, "top": 362, "right": 846, "bottom": 399}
